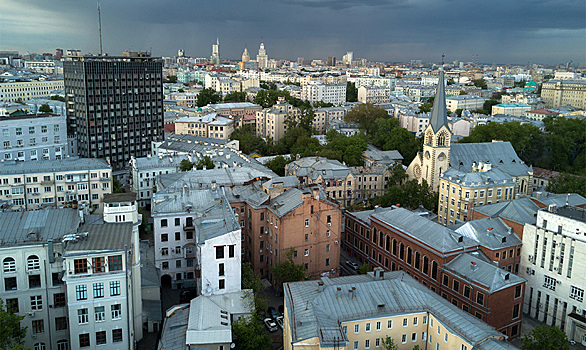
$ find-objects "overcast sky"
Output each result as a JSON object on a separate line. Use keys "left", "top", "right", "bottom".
{"left": 1, "top": 0, "right": 584, "bottom": 65}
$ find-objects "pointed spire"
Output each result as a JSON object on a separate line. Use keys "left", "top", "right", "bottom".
{"left": 429, "top": 68, "right": 449, "bottom": 133}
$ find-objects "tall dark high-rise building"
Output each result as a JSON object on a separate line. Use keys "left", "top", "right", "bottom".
{"left": 63, "top": 52, "right": 164, "bottom": 169}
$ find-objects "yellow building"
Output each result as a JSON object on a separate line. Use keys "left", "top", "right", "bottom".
{"left": 438, "top": 162, "right": 517, "bottom": 225}
{"left": 174, "top": 112, "right": 235, "bottom": 140}
{"left": 284, "top": 270, "right": 511, "bottom": 350}
{"left": 541, "top": 80, "right": 586, "bottom": 109}
{"left": 0, "top": 79, "right": 64, "bottom": 102}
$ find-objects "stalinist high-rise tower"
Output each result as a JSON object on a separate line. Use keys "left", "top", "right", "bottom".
{"left": 239, "top": 46, "right": 250, "bottom": 70}
{"left": 256, "top": 41, "right": 268, "bottom": 69}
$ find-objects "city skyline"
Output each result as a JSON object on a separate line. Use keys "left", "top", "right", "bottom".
{"left": 1, "top": 0, "right": 584, "bottom": 65}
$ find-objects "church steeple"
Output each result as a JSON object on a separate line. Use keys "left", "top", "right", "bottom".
{"left": 429, "top": 68, "right": 449, "bottom": 133}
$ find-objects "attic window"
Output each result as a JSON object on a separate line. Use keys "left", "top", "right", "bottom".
{"left": 458, "top": 236, "right": 463, "bottom": 243}
{"left": 512, "top": 159, "right": 516, "bottom": 163}
{"left": 501, "top": 237, "right": 507, "bottom": 243}
{"left": 499, "top": 160, "right": 503, "bottom": 163}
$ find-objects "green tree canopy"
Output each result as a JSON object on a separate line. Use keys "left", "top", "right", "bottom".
{"left": 179, "top": 159, "right": 194, "bottom": 172}
{"left": 521, "top": 325, "right": 569, "bottom": 350}
{"left": 224, "top": 91, "right": 247, "bottom": 102}
{"left": 265, "top": 155, "right": 293, "bottom": 176}
{"left": 232, "top": 316, "right": 272, "bottom": 350}
{"left": 382, "top": 336, "right": 398, "bottom": 350}
{"left": 38, "top": 104, "right": 53, "bottom": 113}
{"left": 0, "top": 299, "right": 27, "bottom": 350}
{"left": 418, "top": 96, "right": 434, "bottom": 114}
{"left": 166, "top": 75, "right": 177, "bottom": 83}
{"left": 230, "top": 125, "right": 272, "bottom": 155}
{"left": 358, "top": 262, "right": 370, "bottom": 274}
{"left": 272, "top": 248, "right": 307, "bottom": 290}
{"left": 546, "top": 173, "right": 586, "bottom": 197}
{"left": 14, "top": 98, "right": 25, "bottom": 104}
{"left": 112, "top": 178, "right": 125, "bottom": 193}
{"left": 49, "top": 95, "right": 65, "bottom": 102}
{"left": 196, "top": 88, "right": 222, "bottom": 107}
{"left": 345, "top": 103, "right": 390, "bottom": 135}
{"left": 373, "top": 179, "right": 438, "bottom": 212}
{"left": 195, "top": 156, "right": 215, "bottom": 170}
{"left": 346, "top": 82, "right": 358, "bottom": 102}
{"left": 472, "top": 78, "right": 487, "bottom": 89}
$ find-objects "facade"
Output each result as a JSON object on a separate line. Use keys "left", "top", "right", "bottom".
{"left": 174, "top": 113, "right": 235, "bottom": 140}
{"left": 0, "top": 157, "right": 112, "bottom": 212}
{"left": 256, "top": 42, "right": 268, "bottom": 69}
{"left": 445, "top": 95, "right": 486, "bottom": 112}
{"left": 519, "top": 205, "right": 586, "bottom": 346}
{"left": 438, "top": 163, "right": 518, "bottom": 225}
{"left": 0, "top": 113, "right": 68, "bottom": 162}
{"left": 256, "top": 100, "right": 300, "bottom": 142}
{"left": 541, "top": 80, "right": 586, "bottom": 109}
{"left": 129, "top": 154, "right": 187, "bottom": 207}
{"left": 491, "top": 103, "right": 531, "bottom": 117}
{"left": 399, "top": 113, "right": 430, "bottom": 137}
{"left": 524, "top": 109, "right": 559, "bottom": 121}
{"left": 302, "top": 82, "right": 346, "bottom": 106}
{"left": 211, "top": 39, "right": 220, "bottom": 65}
{"left": 0, "top": 79, "right": 64, "bottom": 102}
{"left": 63, "top": 54, "right": 164, "bottom": 169}
{"left": 343, "top": 206, "right": 526, "bottom": 338}
{"left": 284, "top": 272, "right": 513, "bottom": 350}
{"left": 208, "top": 102, "right": 262, "bottom": 117}
{"left": 357, "top": 86, "right": 391, "bottom": 104}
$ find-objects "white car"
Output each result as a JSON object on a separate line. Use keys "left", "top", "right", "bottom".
{"left": 346, "top": 260, "right": 360, "bottom": 270}
{"left": 264, "top": 317, "right": 278, "bottom": 332}
{"left": 276, "top": 316, "right": 284, "bottom": 330}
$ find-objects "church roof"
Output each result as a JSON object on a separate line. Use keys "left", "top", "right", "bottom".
{"left": 429, "top": 69, "right": 450, "bottom": 133}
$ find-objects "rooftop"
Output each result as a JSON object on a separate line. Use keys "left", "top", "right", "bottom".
{"left": 450, "top": 142, "right": 531, "bottom": 177}
{"left": 472, "top": 198, "right": 540, "bottom": 226}
{"left": 0, "top": 157, "right": 111, "bottom": 174}
{"left": 64, "top": 222, "right": 133, "bottom": 253}
{"left": 453, "top": 217, "right": 522, "bottom": 250}
{"left": 103, "top": 192, "right": 137, "bottom": 203}
{"left": 0, "top": 209, "right": 80, "bottom": 245}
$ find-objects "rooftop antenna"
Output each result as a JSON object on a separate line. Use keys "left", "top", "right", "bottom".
{"left": 98, "top": 2, "right": 103, "bottom": 56}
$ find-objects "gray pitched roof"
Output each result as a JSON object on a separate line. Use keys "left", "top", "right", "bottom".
{"left": 371, "top": 207, "right": 477, "bottom": 254}
{"left": 450, "top": 142, "right": 531, "bottom": 177}
{"left": 286, "top": 157, "right": 351, "bottom": 181}
{"left": 65, "top": 222, "right": 133, "bottom": 252}
{"left": 0, "top": 157, "right": 111, "bottom": 174}
{"left": 444, "top": 253, "right": 525, "bottom": 293}
{"left": 440, "top": 167, "right": 516, "bottom": 188}
{"left": 285, "top": 272, "right": 506, "bottom": 348}
{"left": 454, "top": 217, "right": 522, "bottom": 250}
{"left": 429, "top": 70, "right": 449, "bottom": 132}
{"left": 472, "top": 198, "right": 540, "bottom": 225}
{"left": 0, "top": 209, "right": 81, "bottom": 245}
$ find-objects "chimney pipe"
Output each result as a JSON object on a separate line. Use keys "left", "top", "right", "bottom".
{"left": 48, "top": 239, "right": 55, "bottom": 264}
{"left": 336, "top": 287, "right": 342, "bottom": 298}
{"left": 317, "top": 281, "right": 324, "bottom": 292}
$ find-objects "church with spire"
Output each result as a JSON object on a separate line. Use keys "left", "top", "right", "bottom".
{"left": 407, "top": 68, "right": 452, "bottom": 191}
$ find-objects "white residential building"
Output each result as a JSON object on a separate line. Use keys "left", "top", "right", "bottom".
{"left": 445, "top": 95, "right": 486, "bottom": 112}
{"left": 152, "top": 187, "right": 241, "bottom": 294}
{"left": 0, "top": 157, "right": 112, "bottom": 212}
{"left": 357, "top": 86, "right": 391, "bottom": 104}
{"left": 301, "top": 82, "right": 346, "bottom": 105}
{"left": 520, "top": 205, "right": 586, "bottom": 346}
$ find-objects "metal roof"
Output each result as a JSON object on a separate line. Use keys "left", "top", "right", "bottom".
{"left": 428, "top": 69, "right": 449, "bottom": 133}
{"left": 0, "top": 209, "right": 80, "bottom": 245}
{"left": 65, "top": 222, "right": 133, "bottom": 253}
{"left": 263, "top": 176, "right": 299, "bottom": 189}
{"left": 286, "top": 157, "right": 351, "bottom": 181}
{"left": 285, "top": 272, "right": 506, "bottom": 348}
{"left": 454, "top": 217, "right": 522, "bottom": 250}
{"left": 440, "top": 167, "right": 516, "bottom": 188}
{"left": 450, "top": 142, "right": 531, "bottom": 177}
{"left": 0, "top": 157, "right": 111, "bottom": 174}
{"left": 472, "top": 198, "right": 540, "bottom": 225}
{"left": 158, "top": 304, "right": 189, "bottom": 350}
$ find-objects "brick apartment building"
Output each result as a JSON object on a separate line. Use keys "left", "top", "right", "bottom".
{"left": 344, "top": 206, "right": 525, "bottom": 339}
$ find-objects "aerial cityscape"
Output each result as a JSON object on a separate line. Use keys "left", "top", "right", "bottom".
{"left": 0, "top": 1, "right": 585, "bottom": 350}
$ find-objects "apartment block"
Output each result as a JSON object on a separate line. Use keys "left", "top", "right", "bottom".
{"left": 0, "top": 79, "right": 64, "bottom": 102}
{"left": 0, "top": 157, "right": 112, "bottom": 212}
{"left": 357, "top": 86, "right": 392, "bottom": 104}
{"left": 174, "top": 112, "right": 235, "bottom": 140}
{"left": 520, "top": 205, "right": 586, "bottom": 346}
{"left": 445, "top": 95, "right": 486, "bottom": 112}
{"left": 284, "top": 271, "right": 513, "bottom": 350}
{"left": 256, "top": 100, "right": 300, "bottom": 142}
{"left": 541, "top": 80, "right": 586, "bottom": 109}
{"left": 301, "top": 82, "right": 346, "bottom": 106}
{"left": 343, "top": 206, "right": 526, "bottom": 338}
{"left": 0, "top": 113, "right": 68, "bottom": 162}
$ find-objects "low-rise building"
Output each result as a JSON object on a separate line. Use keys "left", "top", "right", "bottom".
{"left": 0, "top": 157, "right": 112, "bottom": 212}
{"left": 362, "top": 145, "right": 403, "bottom": 168}
{"left": 302, "top": 82, "right": 346, "bottom": 106}
{"left": 0, "top": 79, "right": 64, "bottom": 102}
{"left": 357, "top": 86, "right": 391, "bottom": 104}
{"left": 524, "top": 109, "right": 559, "bottom": 121}
{"left": 343, "top": 206, "right": 526, "bottom": 338}
{"left": 491, "top": 103, "right": 531, "bottom": 117}
{"left": 520, "top": 205, "right": 586, "bottom": 346}
{"left": 175, "top": 112, "right": 235, "bottom": 140}
{"left": 445, "top": 95, "right": 486, "bottom": 112}
{"left": 284, "top": 271, "right": 515, "bottom": 350}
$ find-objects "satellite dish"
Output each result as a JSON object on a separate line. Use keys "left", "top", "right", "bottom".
{"left": 230, "top": 344, "right": 235, "bottom": 349}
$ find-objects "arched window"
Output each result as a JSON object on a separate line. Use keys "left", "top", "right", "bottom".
{"left": 423, "top": 256, "right": 429, "bottom": 274}
{"left": 437, "top": 132, "right": 446, "bottom": 146}
{"left": 34, "top": 343, "right": 46, "bottom": 350}
{"left": 3, "top": 257, "right": 16, "bottom": 273}
{"left": 399, "top": 243, "right": 405, "bottom": 260}
{"left": 56, "top": 340, "right": 69, "bottom": 350}
{"left": 373, "top": 228, "right": 377, "bottom": 244}
{"left": 27, "top": 255, "right": 40, "bottom": 270}
{"left": 407, "top": 247, "right": 412, "bottom": 265}
{"left": 392, "top": 239, "right": 397, "bottom": 256}
{"left": 425, "top": 131, "right": 433, "bottom": 145}
{"left": 385, "top": 235, "right": 390, "bottom": 252}
{"left": 432, "top": 261, "right": 439, "bottom": 280}
{"left": 379, "top": 232, "right": 384, "bottom": 248}
{"left": 415, "top": 252, "right": 421, "bottom": 270}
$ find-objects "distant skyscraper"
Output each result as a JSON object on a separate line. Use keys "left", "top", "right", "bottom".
{"left": 256, "top": 41, "right": 268, "bottom": 69}
{"left": 239, "top": 46, "right": 251, "bottom": 70}
{"left": 342, "top": 51, "right": 353, "bottom": 65}
{"left": 55, "top": 48, "right": 63, "bottom": 60}
{"left": 211, "top": 38, "right": 220, "bottom": 65}
{"left": 178, "top": 49, "right": 184, "bottom": 57}
{"left": 327, "top": 56, "right": 336, "bottom": 66}
{"left": 63, "top": 52, "right": 164, "bottom": 169}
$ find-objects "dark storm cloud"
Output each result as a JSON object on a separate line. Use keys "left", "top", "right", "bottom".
{"left": 0, "top": 0, "right": 584, "bottom": 65}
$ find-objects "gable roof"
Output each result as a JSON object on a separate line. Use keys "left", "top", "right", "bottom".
{"left": 472, "top": 198, "right": 540, "bottom": 225}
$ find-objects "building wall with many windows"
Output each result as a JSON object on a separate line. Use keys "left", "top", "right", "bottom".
{"left": 0, "top": 79, "right": 64, "bottom": 102}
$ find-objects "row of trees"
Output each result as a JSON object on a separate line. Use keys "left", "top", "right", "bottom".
{"left": 179, "top": 156, "right": 216, "bottom": 171}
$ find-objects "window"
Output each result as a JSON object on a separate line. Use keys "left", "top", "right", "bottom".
{"left": 176, "top": 260, "right": 181, "bottom": 268}
{"left": 512, "top": 304, "right": 520, "bottom": 319}
{"left": 3, "top": 257, "right": 15, "bottom": 272}
{"left": 219, "top": 279, "right": 225, "bottom": 289}
{"left": 366, "top": 322, "right": 371, "bottom": 332}
{"left": 304, "top": 249, "right": 309, "bottom": 257}
{"left": 219, "top": 263, "right": 225, "bottom": 276}
{"left": 76, "top": 285, "right": 87, "bottom": 300}
{"left": 570, "top": 286, "right": 584, "bottom": 302}
{"left": 95, "top": 306, "right": 105, "bottom": 322}
{"left": 376, "top": 321, "right": 381, "bottom": 330}
{"left": 229, "top": 245, "right": 235, "bottom": 258}
{"left": 111, "top": 304, "right": 122, "bottom": 319}
{"left": 29, "top": 275, "right": 41, "bottom": 288}
{"left": 55, "top": 316, "right": 68, "bottom": 330}
{"left": 305, "top": 219, "right": 309, "bottom": 227}
{"left": 413, "top": 317, "right": 418, "bottom": 326}
{"left": 93, "top": 283, "right": 104, "bottom": 298}
{"left": 79, "top": 333, "right": 90, "bottom": 347}
{"left": 78, "top": 308, "right": 89, "bottom": 324}
{"left": 444, "top": 333, "right": 448, "bottom": 342}
{"left": 161, "top": 248, "right": 169, "bottom": 256}
{"left": 401, "top": 334, "right": 407, "bottom": 344}
{"left": 403, "top": 318, "right": 408, "bottom": 327}
{"left": 353, "top": 341, "right": 358, "bottom": 350}
{"left": 109, "top": 255, "right": 122, "bottom": 271}
{"left": 412, "top": 333, "right": 417, "bottom": 342}
{"left": 543, "top": 276, "right": 557, "bottom": 291}
{"left": 376, "top": 338, "right": 380, "bottom": 347}
{"left": 96, "top": 331, "right": 107, "bottom": 345}
{"left": 56, "top": 340, "right": 68, "bottom": 350}
{"left": 476, "top": 292, "right": 484, "bottom": 306}
{"left": 453, "top": 280, "right": 460, "bottom": 292}
{"left": 74, "top": 259, "right": 88, "bottom": 274}
{"left": 355, "top": 324, "right": 359, "bottom": 333}
{"left": 92, "top": 257, "right": 105, "bottom": 273}
{"left": 27, "top": 255, "right": 40, "bottom": 270}
{"left": 110, "top": 281, "right": 121, "bottom": 296}
{"left": 463, "top": 286, "right": 471, "bottom": 298}
{"left": 6, "top": 298, "right": 18, "bottom": 313}
{"left": 31, "top": 295, "right": 43, "bottom": 310}
{"left": 32, "top": 320, "right": 44, "bottom": 334}
{"left": 161, "top": 219, "right": 168, "bottom": 227}
{"left": 175, "top": 232, "right": 181, "bottom": 240}
{"left": 387, "top": 320, "right": 392, "bottom": 329}
{"left": 216, "top": 246, "right": 224, "bottom": 259}
{"left": 515, "top": 285, "right": 522, "bottom": 299}
{"left": 423, "top": 316, "right": 427, "bottom": 325}
{"left": 5, "top": 277, "right": 17, "bottom": 291}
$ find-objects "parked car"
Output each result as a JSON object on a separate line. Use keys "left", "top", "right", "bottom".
{"left": 346, "top": 260, "right": 360, "bottom": 270}
{"left": 267, "top": 306, "right": 280, "bottom": 320}
{"left": 276, "top": 316, "right": 284, "bottom": 330}
{"left": 179, "top": 288, "right": 197, "bottom": 304}
{"left": 264, "top": 317, "right": 278, "bottom": 332}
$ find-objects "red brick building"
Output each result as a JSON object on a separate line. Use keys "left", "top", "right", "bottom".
{"left": 344, "top": 206, "right": 525, "bottom": 339}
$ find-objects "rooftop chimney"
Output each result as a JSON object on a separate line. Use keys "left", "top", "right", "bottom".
{"left": 374, "top": 267, "right": 385, "bottom": 281}
{"left": 317, "top": 281, "right": 324, "bottom": 292}
{"left": 470, "top": 261, "right": 478, "bottom": 271}
{"left": 336, "top": 287, "right": 342, "bottom": 298}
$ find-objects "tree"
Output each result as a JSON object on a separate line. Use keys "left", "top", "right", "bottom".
{"left": 49, "top": 95, "right": 65, "bottom": 102}
{"left": 345, "top": 103, "right": 390, "bottom": 135}
{"left": 418, "top": 97, "right": 434, "bottom": 114}
{"left": 241, "top": 262, "right": 267, "bottom": 313}
{"left": 166, "top": 75, "right": 177, "bottom": 83}
{"left": 272, "top": 248, "right": 307, "bottom": 290}
{"left": 358, "top": 262, "right": 370, "bottom": 274}
{"left": 482, "top": 99, "right": 499, "bottom": 115}
{"left": 381, "top": 336, "right": 398, "bottom": 350}
{"left": 232, "top": 316, "right": 272, "bottom": 350}
{"left": 266, "top": 155, "right": 292, "bottom": 176}
{"left": 177, "top": 88, "right": 185, "bottom": 93}
{"left": 546, "top": 173, "right": 586, "bottom": 197}
{"left": 521, "top": 325, "right": 569, "bottom": 350}
{"left": 472, "top": 78, "right": 487, "bottom": 89}
{"left": 455, "top": 108, "right": 463, "bottom": 117}
{"left": 14, "top": 98, "right": 25, "bottom": 104}
{"left": 224, "top": 91, "right": 247, "bottom": 102}
{"left": 195, "top": 156, "right": 215, "bottom": 170}
{"left": 231, "top": 125, "right": 271, "bottom": 155}
{"left": 112, "top": 178, "right": 125, "bottom": 193}
{"left": 179, "top": 159, "right": 194, "bottom": 172}
{"left": 196, "top": 88, "right": 222, "bottom": 107}
{"left": 387, "top": 162, "right": 407, "bottom": 187}
{"left": 459, "top": 90, "right": 468, "bottom": 95}
{"left": 38, "top": 104, "right": 53, "bottom": 113}
{"left": 346, "top": 82, "right": 358, "bottom": 102}
{"left": 0, "top": 299, "right": 27, "bottom": 350}
{"left": 374, "top": 179, "right": 438, "bottom": 212}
